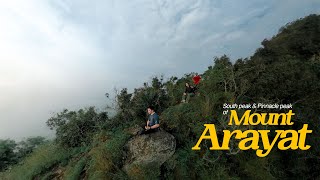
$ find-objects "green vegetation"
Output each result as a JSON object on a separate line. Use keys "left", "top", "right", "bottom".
{"left": 1, "top": 14, "right": 319, "bottom": 179}
{"left": 0, "top": 137, "right": 48, "bottom": 172}
{"left": 0, "top": 143, "right": 74, "bottom": 179}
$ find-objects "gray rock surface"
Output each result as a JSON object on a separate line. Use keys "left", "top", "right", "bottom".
{"left": 123, "top": 130, "right": 176, "bottom": 175}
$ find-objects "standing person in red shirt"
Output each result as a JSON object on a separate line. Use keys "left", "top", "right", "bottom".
{"left": 192, "top": 74, "right": 201, "bottom": 95}
{"left": 192, "top": 74, "right": 201, "bottom": 85}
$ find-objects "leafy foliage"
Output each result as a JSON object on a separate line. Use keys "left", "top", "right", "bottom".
{"left": 46, "top": 107, "right": 108, "bottom": 148}
{"left": 0, "top": 139, "right": 17, "bottom": 171}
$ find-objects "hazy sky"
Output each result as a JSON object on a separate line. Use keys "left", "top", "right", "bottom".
{"left": 0, "top": 0, "right": 319, "bottom": 141}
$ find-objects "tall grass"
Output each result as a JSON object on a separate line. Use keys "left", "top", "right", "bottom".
{"left": 86, "top": 130, "right": 130, "bottom": 179}
{"left": 63, "top": 156, "right": 88, "bottom": 180}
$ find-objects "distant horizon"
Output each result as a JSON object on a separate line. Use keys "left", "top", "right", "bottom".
{"left": 0, "top": 0, "right": 319, "bottom": 141}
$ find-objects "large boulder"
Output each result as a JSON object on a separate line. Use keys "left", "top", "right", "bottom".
{"left": 124, "top": 125, "right": 143, "bottom": 136}
{"left": 123, "top": 130, "right": 176, "bottom": 177}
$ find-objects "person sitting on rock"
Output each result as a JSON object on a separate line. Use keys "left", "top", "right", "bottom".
{"left": 181, "top": 82, "right": 196, "bottom": 103}
{"left": 138, "top": 106, "right": 160, "bottom": 135}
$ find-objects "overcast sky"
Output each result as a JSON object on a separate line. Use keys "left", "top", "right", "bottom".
{"left": 0, "top": 0, "right": 319, "bottom": 141}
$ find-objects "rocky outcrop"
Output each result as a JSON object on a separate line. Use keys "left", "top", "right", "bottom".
{"left": 125, "top": 125, "right": 143, "bottom": 136}
{"left": 123, "top": 130, "right": 176, "bottom": 176}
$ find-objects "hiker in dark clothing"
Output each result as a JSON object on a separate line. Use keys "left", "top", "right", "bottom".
{"left": 138, "top": 106, "right": 160, "bottom": 135}
{"left": 181, "top": 83, "right": 196, "bottom": 103}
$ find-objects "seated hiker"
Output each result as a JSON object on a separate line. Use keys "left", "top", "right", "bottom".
{"left": 138, "top": 106, "right": 160, "bottom": 135}
{"left": 181, "top": 82, "right": 196, "bottom": 103}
